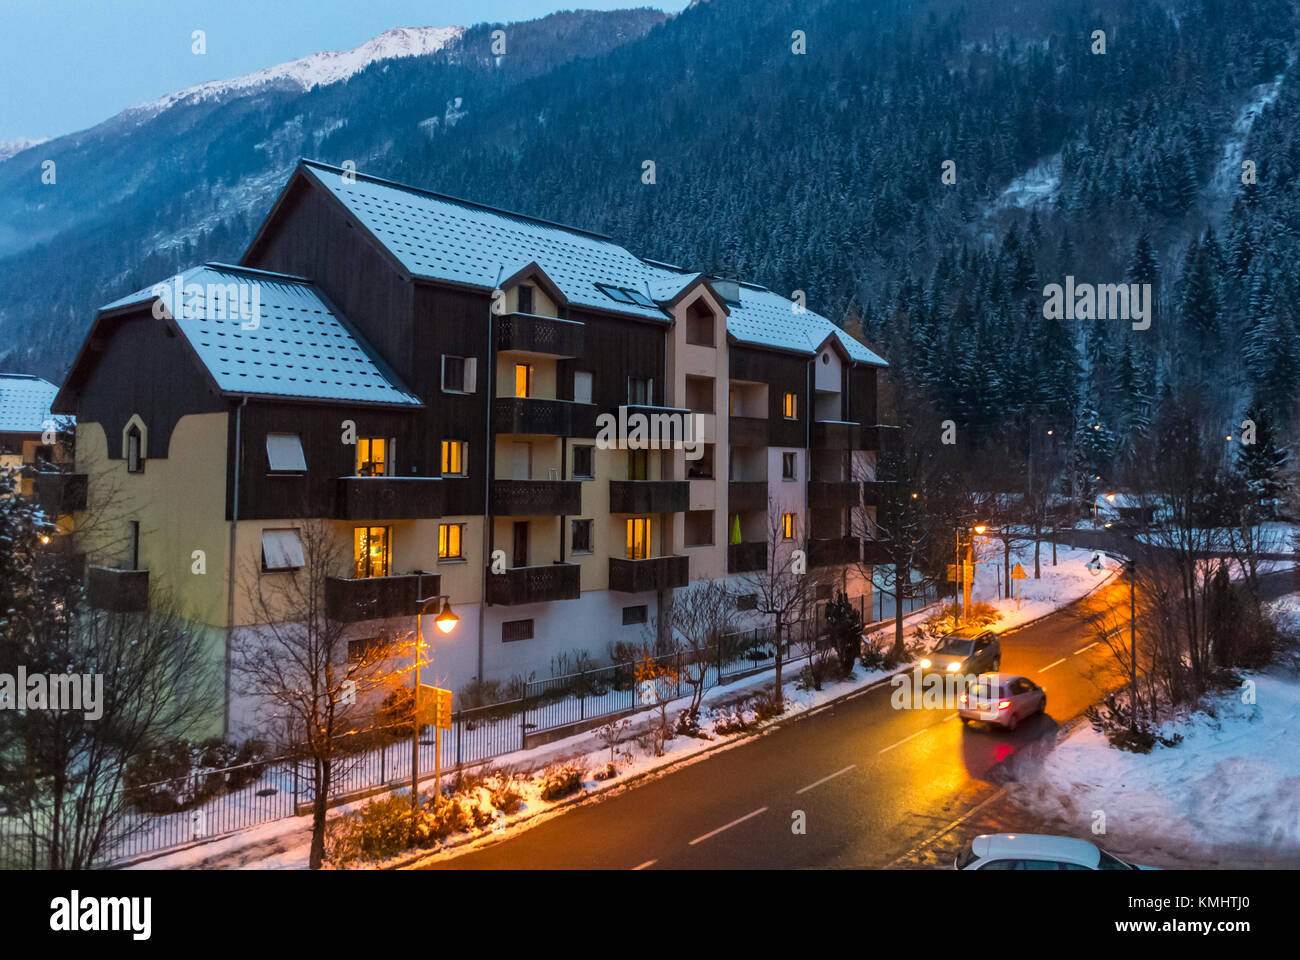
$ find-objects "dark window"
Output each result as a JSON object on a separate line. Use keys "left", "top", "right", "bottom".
{"left": 976, "top": 860, "right": 1021, "bottom": 871}
{"left": 573, "top": 445, "right": 594, "bottom": 478}
{"left": 442, "top": 356, "right": 476, "bottom": 393}
{"left": 622, "top": 604, "right": 648, "bottom": 625}
{"left": 126, "top": 425, "right": 144, "bottom": 473}
{"left": 571, "top": 518, "right": 593, "bottom": 553}
{"left": 782, "top": 452, "right": 797, "bottom": 480}
{"left": 347, "top": 637, "right": 386, "bottom": 663}
{"left": 628, "top": 377, "right": 651, "bottom": 406}
{"left": 628, "top": 449, "right": 648, "bottom": 481}
{"left": 815, "top": 583, "right": 832, "bottom": 600}
{"left": 502, "top": 619, "right": 534, "bottom": 643}
{"left": 517, "top": 284, "right": 534, "bottom": 314}
{"left": 685, "top": 510, "right": 713, "bottom": 546}
{"left": 736, "top": 594, "right": 757, "bottom": 611}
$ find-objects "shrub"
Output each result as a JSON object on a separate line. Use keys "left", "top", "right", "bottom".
{"left": 487, "top": 771, "right": 524, "bottom": 814}
{"left": 124, "top": 737, "right": 271, "bottom": 813}
{"left": 538, "top": 764, "right": 585, "bottom": 802}
{"left": 750, "top": 684, "right": 785, "bottom": 721}
{"left": 592, "top": 761, "right": 619, "bottom": 781}
{"left": 859, "top": 636, "right": 889, "bottom": 671}
{"left": 675, "top": 708, "right": 711, "bottom": 739}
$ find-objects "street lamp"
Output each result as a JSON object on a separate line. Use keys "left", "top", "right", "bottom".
{"left": 412, "top": 573, "right": 457, "bottom": 809}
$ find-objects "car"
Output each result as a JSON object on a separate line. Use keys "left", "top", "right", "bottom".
{"left": 919, "top": 628, "right": 1000, "bottom": 676}
{"left": 957, "top": 674, "right": 1045, "bottom": 730}
{"left": 954, "top": 833, "right": 1153, "bottom": 870}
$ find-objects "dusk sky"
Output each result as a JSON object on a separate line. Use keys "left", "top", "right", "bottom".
{"left": 0, "top": 0, "right": 689, "bottom": 142}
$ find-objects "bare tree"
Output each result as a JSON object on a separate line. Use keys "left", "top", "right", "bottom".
{"left": 0, "top": 466, "right": 219, "bottom": 869}
{"left": 234, "top": 519, "right": 405, "bottom": 869}
{"left": 663, "top": 578, "right": 735, "bottom": 722}
{"left": 738, "top": 503, "right": 819, "bottom": 710}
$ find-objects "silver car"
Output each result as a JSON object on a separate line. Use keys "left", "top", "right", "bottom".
{"left": 919, "top": 628, "right": 1000, "bottom": 676}
{"left": 957, "top": 674, "right": 1045, "bottom": 730}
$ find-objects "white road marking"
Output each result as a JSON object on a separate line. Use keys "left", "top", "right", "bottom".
{"left": 688, "top": 807, "right": 769, "bottom": 846}
{"left": 632, "top": 859, "right": 657, "bottom": 870}
{"left": 1074, "top": 641, "right": 1098, "bottom": 655}
{"left": 1038, "top": 657, "right": 1066, "bottom": 673}
{"left": 886, "top": 786, "right": 1008, "bottom": 868}
{"left": 796, "top": 764, "right": 856, "bottom": 795}
{"left": 878, "top": 719, "right": 947, "bottom": 754}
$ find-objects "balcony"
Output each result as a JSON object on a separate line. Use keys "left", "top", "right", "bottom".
{"left": 811, "top": 420, "right": 865, "bottom": 450}
{"left": 493, "top": 397, "right": 597, "bottom": 438}
{"left": 727, "top": 481, "right": 768, "bottom": 512}
{"left": 496, "top": 313, "right": 584, "bottom": 358}
{"left": 860, "top": 539, "right": 893, "bottom": 565}
{"left": 493, "top": 479, "right": 582, "bottom": 516}
{"left": 486, "top": 563, "right": 581, "bottom": 605}
{"left": 609, "top": 480, "right": 689, "bottom": 514}
{"left": 336, "top": 476, "right": 442, "bottom": 521}
{"left": 808, "top": 480, "right": 861, "bottom": 509}
{"left": 86, "top": 566, "right": 149, "bottom": 613}
{"left": 608, "top": 555, "right": 689, "bottom": 593}
{"left": 808, "top": 536, "right": 859, "bottom": 568}
{"left": 729, "top": 416, "right": 769, "bottom": 447}
{"left": 325, "top": 573, "right": 433, "bottom": 622}
{"left": 35, "top": 471, "right": 87, "bottom": 515}
{"left": 861, "top": 480, "right": 897, "bottom": 508}
{"left": 727, "top": 541, "right": 767, "bottom": 574}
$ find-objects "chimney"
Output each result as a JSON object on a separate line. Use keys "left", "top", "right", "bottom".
{"left": 711, "top": 277, "right": 741, "bottom": 304}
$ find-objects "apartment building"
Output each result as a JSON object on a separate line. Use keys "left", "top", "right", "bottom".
{"left": 0, "top": 373, "right": 79, "bottom": 518}
{"left": 51, "top": 160, "right": 896, "bottom": 733}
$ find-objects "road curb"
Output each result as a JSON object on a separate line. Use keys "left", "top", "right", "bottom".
{"left": 997, "top": 568, "right": 1118, "bottom": 637}
{"left": 389, "top": 664, "right": 916, "bottom": 869}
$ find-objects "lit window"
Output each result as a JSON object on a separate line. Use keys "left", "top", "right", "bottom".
{"left": 261, "top": 528, "right": 304, "bottom": 571}
{"left": 783, "top": 392, "right": 797, "bottom": 419}
{"left": 441, "top": 440, "right": 467, "bottom": 476}
{"left": 782, "top": 513, "right": 795, "bottom": 540}
{"left": 267, "top": 433, "right": 307, "bottom": 473}
{"left": 438, "top": 523, "right": 464, "bottom": 560}
{"left": 353, "top": 526, "right": 390, "bottom": 579}
{"left": 355, "top": 437, "right": 389, "bottom": 476}
{"left": 515, "top": 363, "right": 533, "bottom": 398}
{"left": 626, "top": 516, "right": 652, "bottom": 560}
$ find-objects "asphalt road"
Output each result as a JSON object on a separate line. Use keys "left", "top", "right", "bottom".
{"left": 424, "top": 566, "right": 1297, "bottom": 870}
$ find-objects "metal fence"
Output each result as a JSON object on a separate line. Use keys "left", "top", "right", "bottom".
{"left": 0, "top": 593, "right": 940, "bottom": 869}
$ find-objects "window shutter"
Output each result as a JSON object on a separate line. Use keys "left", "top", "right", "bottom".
{"left": 266, "top": 433, "right": 307, "bottom": 472}
{"left": 464, "top": 357, "right": 477, "bottom": 393}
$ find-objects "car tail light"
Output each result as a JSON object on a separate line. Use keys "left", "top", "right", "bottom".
{"left": 997, "top": 699, "right": 1012, "bottom": 710}
{"left": 959, "top": 694, "right": 968, "bottom": 705}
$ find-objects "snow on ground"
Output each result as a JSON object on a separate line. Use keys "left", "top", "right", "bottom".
{"left": 136, "top": 541, "right": 1115, "bottom": 870}
{"left": 1006, "top": 594, "right": 1300, "bottom": 860}
{"left": 991, "top": 153, "right": 1061, "bottom": 212}
{"left": 962, "top": 542, "right": 1119, "bottom": 633}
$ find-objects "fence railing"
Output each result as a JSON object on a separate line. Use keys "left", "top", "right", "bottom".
{"left": 0, "top": 593, "right": 941, "bottom": 869}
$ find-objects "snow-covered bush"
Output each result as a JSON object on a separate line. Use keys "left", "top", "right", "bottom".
{"left": 538, "top": 763, "right": 585, "bottom": 801}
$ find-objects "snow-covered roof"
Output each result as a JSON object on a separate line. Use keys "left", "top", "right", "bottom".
{"left": 100, "top": 264, "right": 420, "bottom": 407}
{"left": 300, "top": 160, "right": 670, "bottom": 321}
{"left": 721, "top": 283, "right": 887, "bottom": 366}
{"left": 0, "top": 374, "right": 60, "bottom": 433}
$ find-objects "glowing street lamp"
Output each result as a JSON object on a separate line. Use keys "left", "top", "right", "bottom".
{"left": 412, "top": 574, "right": 457, "bottom": 807}
{"left": 434, "top": 599, "right": 459, "bottom": 634}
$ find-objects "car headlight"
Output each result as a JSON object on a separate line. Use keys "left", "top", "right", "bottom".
{"left": 947, "top": 661, "right": 961, "bottom": 672}
{"left": 919, "top": 658, "right": 931, "bottom": 669}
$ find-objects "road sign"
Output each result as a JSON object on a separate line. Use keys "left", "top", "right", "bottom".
{"left": 1011, "top": 563, "right": 1026, "bottom": 580}
{"left": 946, "top": 563, "right": 973, "bottom": 583}
{"left": 418, "top": 684, "right": 452, "bottom": 729}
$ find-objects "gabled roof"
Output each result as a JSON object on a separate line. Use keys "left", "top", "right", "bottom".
{"left": 294, "top": 160, "right": 670, "bottom": 321}
{"left": 67, "top": 264, "right": 420, "bottom": 409}
{"left": 720, "top": 282, "right": 887, "bottom": 366}
{"left": 0, "top": 374, "right": 61, "bottom": 433}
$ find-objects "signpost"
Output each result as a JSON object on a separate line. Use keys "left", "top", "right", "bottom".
{"left": 1011, "top": 562, "right": 1026, "bottom": 610}
{"left": 418, "top": 684, "right": 452, "bottom": 796}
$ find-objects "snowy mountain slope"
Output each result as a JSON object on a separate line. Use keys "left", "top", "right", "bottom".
{"left": 0, "top": 137, "right": 50, "bottom": 163}
{"left": 123, "top": 26, "right": 465, "bottom": 122}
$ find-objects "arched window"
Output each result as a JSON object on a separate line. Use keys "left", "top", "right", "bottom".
{"left": 126, "top": 424, "right": 144, "bottom": 473}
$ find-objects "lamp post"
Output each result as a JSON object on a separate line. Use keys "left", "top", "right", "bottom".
{"left": 956, "top": 522, "right": 986, "bottom": 624}
{"left": 412, "top": 572, "right": 458, "bottom": 809}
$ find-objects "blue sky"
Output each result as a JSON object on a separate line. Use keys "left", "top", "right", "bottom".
{"left": 0, "top": 0, "right": 688, "bottom": 142}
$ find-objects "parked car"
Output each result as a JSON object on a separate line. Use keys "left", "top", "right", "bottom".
{"left": 919, "top": 628, "right": 1000, "bottom": 675}
{"left": 955, "top": 833, "right": 1153, "bottom": 870}
{"left": 957, "top": 674, "right": 1045, "bottom": 730}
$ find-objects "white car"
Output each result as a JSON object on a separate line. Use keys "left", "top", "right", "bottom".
{"left": 955, "top": 833, "right": 1151, "bottom": 870}
{"left": 957, "top": 674, "right": 1045, "bottom": 730}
